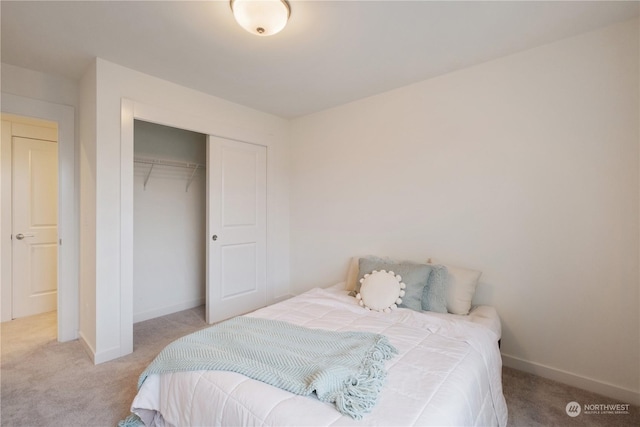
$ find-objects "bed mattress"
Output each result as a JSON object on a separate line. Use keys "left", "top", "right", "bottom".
{"left": 129, "top": 284, "right": 508, "bottom": 426}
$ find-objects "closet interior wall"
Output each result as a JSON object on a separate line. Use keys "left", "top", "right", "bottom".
{"left": 133, "top": 120, "right": 206, "bottom": 323}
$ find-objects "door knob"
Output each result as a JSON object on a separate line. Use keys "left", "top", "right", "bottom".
{"left": 212, "top": 235, "right": 218, "bottom": 241}
{"left": 15, "top": 233, "right": 34, "bottom": 240}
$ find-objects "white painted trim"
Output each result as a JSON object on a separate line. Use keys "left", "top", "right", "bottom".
{"left": 78, "top": 331, "right": 96, "bottom": 364}
{"left": 502, "top": 353, "right": 640, "bottom": 406}
{"left": 205, "top": 139, "right": 212, "bottom": 325}
{"left": 133, "top": 298, "right": 205, "bottom": 324}
{"left": 120, "top": 99, "right": 134, "bottom": 358}
{"left": 94, "top": 345, "right": 131, "bottom": 365}
{"left": 637, "top": 17, "right": 640, "bottom": 413}
{"left": 0, "top": 93, "right": 78, "bottom": 342}
{"left": 120, "top": 98, "right": 274, "bottom": 359}
{"left": 1, "top": 119, "right": 13, "bottom": 324}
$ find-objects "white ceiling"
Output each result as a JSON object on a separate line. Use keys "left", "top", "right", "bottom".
{"left": 1, "top": 1, "right": 638, "bottom": 118}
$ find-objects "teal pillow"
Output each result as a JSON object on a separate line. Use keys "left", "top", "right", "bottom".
{"left": 357, "top": 257, "right": 431, "bottom": 312}
{"left": 422, "top": 264, "right": 448, "bottom": 314}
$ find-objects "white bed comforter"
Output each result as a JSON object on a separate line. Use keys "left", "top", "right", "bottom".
{"left": 130, "top": 285, "right": 508, "bottom": 426}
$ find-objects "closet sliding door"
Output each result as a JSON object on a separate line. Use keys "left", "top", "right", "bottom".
{"left": 206, "top": 136, "right": 267, "bottom": 323}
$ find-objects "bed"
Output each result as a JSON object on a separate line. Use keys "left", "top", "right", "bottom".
{"left": 125, "top": 282, "right": 508, "bottom": 426}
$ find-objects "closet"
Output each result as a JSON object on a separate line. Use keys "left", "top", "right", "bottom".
{"left": 133, "top": 120, "right": 207, "bottom": 322}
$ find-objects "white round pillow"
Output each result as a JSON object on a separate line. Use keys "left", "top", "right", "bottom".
{"left": 356, "top": 270, "right": 406, "bottom": 313}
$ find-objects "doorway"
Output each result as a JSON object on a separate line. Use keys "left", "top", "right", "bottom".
{"left": 1, "top": 94, "right": 77, "bottom": 343}
{"left": 1, "top": 114, "right": 58, "bottom": 322}
{"left": 117, "top": 100, "right": 268, "bottom": 361}
{"left": 132, "top": 120, "right": 207, "bottom": 322}
{"left": 130, "top": 120, "right": 268, "bottom": 323}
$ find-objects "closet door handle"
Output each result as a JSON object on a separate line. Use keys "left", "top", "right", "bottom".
{"left": 212, "top": 235, "right": 218, "bottom": 241}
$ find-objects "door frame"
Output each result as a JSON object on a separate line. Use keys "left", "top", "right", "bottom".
{"left": 120, "top": 99, "right": 273, "bottom": 355}
{"left": 1, "top": 93, "right": 77, "bottom": 342}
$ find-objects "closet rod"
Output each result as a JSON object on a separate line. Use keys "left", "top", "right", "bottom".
{"left": 134, "top": 156, "right": 205, "bottom": 170}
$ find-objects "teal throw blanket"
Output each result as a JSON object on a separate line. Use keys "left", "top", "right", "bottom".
{"left": 125, "top": 316, "right": 397, "bottom": 424}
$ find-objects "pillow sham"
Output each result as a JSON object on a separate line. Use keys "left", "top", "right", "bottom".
{"left": 422, "top": 264, "right": 448, "bottom": 313}
{"left": 357, "top": 257, "right": 432, "bottom": 312}
{"left": 356, "top": 270, "right": 405, "bottom": 312}
{"left": 428, "top": 259, "right": 481, "bottom": 315}
{"left": 445, "top": 264, "right": 481, "bottom": 315}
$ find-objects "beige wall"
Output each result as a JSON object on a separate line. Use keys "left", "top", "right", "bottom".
{"left": 290, "top": 19, "right": 639, "bottom": 403}
{"left": 1, "top": 63, "right": 78, "bottom": 107}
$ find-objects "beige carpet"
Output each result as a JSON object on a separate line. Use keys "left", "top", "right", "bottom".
{"left": 503, "top": 366, "right": 639, "bottom": 426}
{"left": 1, "top": 309, "right": 638, "bottom": 426}
{"left": 1, "top": 308, "right": 208, "bottom": 426}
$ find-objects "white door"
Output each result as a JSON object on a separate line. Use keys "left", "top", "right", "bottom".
{"left": 12, "top": 136, "right": 58, "bottom": 318}
{"left": 206, "top": 136, "right": 267, "bottom": 323}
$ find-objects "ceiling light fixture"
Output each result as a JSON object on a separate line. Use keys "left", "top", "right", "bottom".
{"left": 230, "top": 0, "right": 290, "bottom": 37}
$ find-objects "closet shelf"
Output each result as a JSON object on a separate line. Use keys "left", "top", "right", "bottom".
{"left": 134, "top": 156, "right": 205, "bottom": 192}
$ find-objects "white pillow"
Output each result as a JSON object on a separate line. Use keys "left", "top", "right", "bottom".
{"left": 446, "top": 265, "right": 481, "bottom": 315}
{"left": 356, "top": 270, "right": 406, "bottom": 312}
{"left": 429, "top": 259, "right": 481, "bottom": 315}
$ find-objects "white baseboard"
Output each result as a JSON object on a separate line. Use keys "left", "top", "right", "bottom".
{"left": 501, "top": 353, "right": 640, "bottom": 406}
{"left": 94, "top": 345, "right": 131, "bottom": 365}
{"left": 78, "top": 330, "right": 96, "bottom": 363}
{"left": 79, "top": 331, "right": 131, "bottom": 364}
{"left": 133, "top": 298, "right": 205, "bottom": 324}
